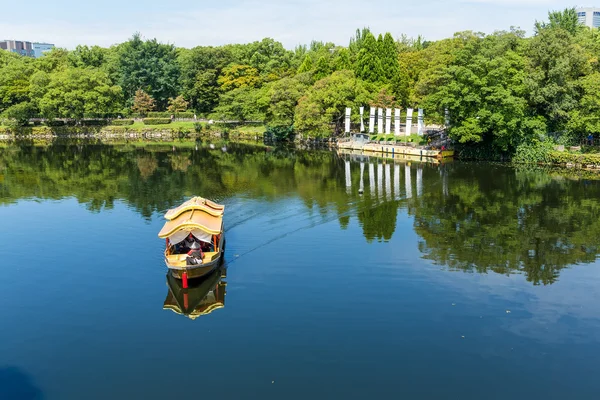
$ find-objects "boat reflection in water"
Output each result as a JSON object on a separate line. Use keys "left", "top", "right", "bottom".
{"left": 163, "top": 266, "right": 227, "bottom": 320}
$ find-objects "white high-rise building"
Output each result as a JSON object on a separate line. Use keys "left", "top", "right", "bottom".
{"left": 32, "top": 43, "right": 54, "bottom": 58}
{"left": 577, "top": 7, "right": 600, "bottom": 29}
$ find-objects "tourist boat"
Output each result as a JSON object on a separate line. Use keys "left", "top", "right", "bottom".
{"left": 158, "top": 197, "right": 226, "bottom": 280}
{"left": 163, "top": 266, "right": 227, "bottom": 320}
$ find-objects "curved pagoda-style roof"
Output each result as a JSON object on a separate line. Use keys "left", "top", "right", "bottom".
{"left": 164, "top": 196, "right": 224, "bottom": 220}
{"left": 158, "top": 208, "right": 223, "bottom": 238}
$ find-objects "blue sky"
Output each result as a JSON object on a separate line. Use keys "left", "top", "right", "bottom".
{"left": 0, "top": 0, "right": 580, "bottom": 48}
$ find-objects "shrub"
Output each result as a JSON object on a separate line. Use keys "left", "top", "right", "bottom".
{"left": 45, "top": 120, "right": 66, "bottom": 127}
{"left": 3, "top": 102, "right": 36, "bottom": 126}
{"left": 193, "top": 122, "right": 203, "bottom": 133}
{"left": 1, "top": 120, "right": 20, "bottom": 130}
{"left": 112, "top": 119, "right": 134, "bottom": 126}
{"left": 146, "top": 111, "right": 195, "bottom": 119}
{"left": 548, "top": 151, "right": 600, "bottom": 166}
{"left": 81, "top": 119, "right": 108, "bottom": 127}
{"left": 177, "top": 112, "right": 195, "bottom": 119}
{"left": 142, "top": 118, "right": 172, "bottom": 125}
{"left": 266, "top": 125, "right": 294, "bottom": 140}
{"left": 512, "top": 141, "right": 555, "bottom": 164}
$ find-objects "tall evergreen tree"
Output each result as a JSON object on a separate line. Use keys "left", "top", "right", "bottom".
{"left": 297, "top": 55, "right": 313, "bottom": 74}
{"left": 355, "top": 32, "right": 384, "bottom": 83}
{"left": 380, "top": 32, "right": 400, "bottom": 82}
{"left": 314, "top": 56, "right": 331, "bottom": 80}
{"left": 333, "top": 48, "right": 351, "bottom": 71}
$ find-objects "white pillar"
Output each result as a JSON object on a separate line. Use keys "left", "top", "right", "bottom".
{"left": 369, "top": 162, "right": 375, "bottom": 194}
{"left": 385, "top": 163, "right": 391, "bottom": 199}
{"left": 417, "top": 166, "right": 423, "bottom": 197}
{"left": 369, "top": 108, "right": 375, "bottom": 133}
{"left": 394, "top": 108, "right": 401, "bottom": 136}
{"left": 405, "top": 108, "right": 413, "bottom": 137}
{"left": 394, "top": 164, "right": 400, "bottom": 199}
{"left": 444, "top": 108, "right": 450, "bottom": 128}
{"left": 385, "top": 108, "right": 392, "bottom": 134}
{"left": 360, "top": 107, "right": 365, "bottom": 133}
{"left": 377, "top": 108, "right": 384, "bottom": 134}
{"left": 417, "top": 108, "right": 424, "bottom": 136}
{"left": 405, "top": 164, "right": 412, "bottom": 199}
{"left": 345, "top": 108, "right": 351, "bottom": 134}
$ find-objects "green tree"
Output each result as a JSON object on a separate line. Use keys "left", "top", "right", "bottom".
{"left": 0, "top": 52, "right": 34, "bottom": 113}
{"left": 422, "top": 30, "right": 545, "bottom": 151}
{"left": 3, "top": 102, "right": 36, "bottom": 126}
{"left": 217, "top": 64, "right": 260, "bottom": 91}
{"left": 68, "top": 45, "right": 110, "bottom": 69}
{"left": 526, "top": 27, "right": 590, "bottom": 133}
{"left": 349, "top": 27, "right": 373, "bottom": 59}
{"left": 295, "top": 70, "right": 372, "bottom": 137}
{"left": 566, "top": 72, "right": 600, "bottom": 140}
{"left": 297, "top": 55, "right": 313, "bottom": 74}
{"left": 264, "top": 75, "right": 309, "bottom": 126}
{"left": 313, "top": 56, "right": 331, "bottom": 81}
{"left": 380, "top": 32, "right": 400, "bottom": 82}
{"left": 535, "top": 7, "right": 581, "bottom": 36}
{"left": 116, "top": 33, "right": 180, "bottom": 110}
{"left": 33, "top": 67, "right": 123, "bottom": 119}
{"left": 212, "top": 86, "right": 267, "bottom": 122}
{"left": 332, "top": 48, "right": 351, "bottom": 71}
{"left": 178, "top": 46, "right": 232, "bottom": 113}
{"left": 354, "top": 32, "right": 384, "bottom": 83}
{"left": 247, "top": 38, "right": 293, "bottom": 77}
{"left": 189, "top": 70, "right": 220, "bottom": 114}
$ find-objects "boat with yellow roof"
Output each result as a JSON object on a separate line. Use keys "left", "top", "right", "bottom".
{"left": 158, "top": 196, "right": 226, "bottom": 280}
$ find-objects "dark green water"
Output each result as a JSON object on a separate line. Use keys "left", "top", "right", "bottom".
{"left": 1, "top": 142, "right": 600, "bottom": 399}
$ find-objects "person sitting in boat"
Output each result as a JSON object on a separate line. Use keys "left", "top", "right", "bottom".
{"left": 182, "top": 233, "right": 197, "bottom": 252}
{"left": 186, "top": 240, "right": 204, "bottom": 265}
{"left": 201, "top": 241, "right": 212, "bottom": 252}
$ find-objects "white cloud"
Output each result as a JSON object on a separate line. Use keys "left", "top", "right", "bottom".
{"left": 0, "top": 0, "right": 573, "bottom": 49}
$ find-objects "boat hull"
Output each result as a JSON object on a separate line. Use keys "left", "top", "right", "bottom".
{"left": 166, "top": 255, "right": 223, "bottom": 280}
{"left": 165, "top": 237, "right": 226, "bottom": 280}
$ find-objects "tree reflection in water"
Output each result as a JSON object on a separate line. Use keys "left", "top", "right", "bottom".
{"left": 1, "top": 141, "right": 599, "bottom": 285}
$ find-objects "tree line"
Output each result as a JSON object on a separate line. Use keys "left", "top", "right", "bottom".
{"left": 1, "top": 8, "right": 600, "bottom": 156}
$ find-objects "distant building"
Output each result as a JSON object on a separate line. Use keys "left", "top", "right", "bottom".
{"left": 0, "top": 40, "right": 54, "bottom": 58}
{"left": 576, "top": 7, "right": 600, "bottom": 29}
{"left": 0, "top": 40, "right": 35, "bottom": 57}
{"left": 32, "top": 42, "right": 54, "bottom": 58}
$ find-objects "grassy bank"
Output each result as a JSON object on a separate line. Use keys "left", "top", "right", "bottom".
{"left": 548, "top": 150, "right": 600, "bottom": 168}
{"left": 369, "top": 133, "right": 426, "bottom": 145}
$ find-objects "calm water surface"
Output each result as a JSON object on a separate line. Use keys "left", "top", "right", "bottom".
{"left": 1, "top": 142, "right": 600, "bottom": 399}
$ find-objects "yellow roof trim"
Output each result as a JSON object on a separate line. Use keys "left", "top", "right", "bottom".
{"left": 158, "top": 209, "right": 223, "bottom": 238}
{"left": 164, "top": 197, "right": 224, "bottom": 220}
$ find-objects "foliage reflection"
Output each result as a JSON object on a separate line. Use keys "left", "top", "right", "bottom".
{"left": 1, "top": 142, "right": 598, "bottom": 285}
